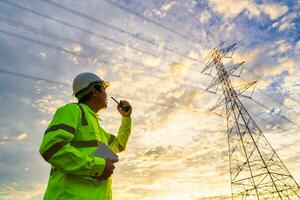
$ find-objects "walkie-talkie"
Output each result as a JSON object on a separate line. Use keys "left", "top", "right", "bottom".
{"left": 111, "top": 96, "right": 130, "bottom": 112}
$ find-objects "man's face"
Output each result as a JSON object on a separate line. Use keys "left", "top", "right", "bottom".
{"left": 94, "top": 85, "right": 108, "bottom": 109}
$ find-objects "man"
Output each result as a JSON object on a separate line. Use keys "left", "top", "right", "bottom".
{"left": 39, "top": 72, "right": 132, "bottom": 200}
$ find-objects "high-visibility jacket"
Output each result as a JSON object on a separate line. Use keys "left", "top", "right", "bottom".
{"left": 39, "top": 103, "right": 131, "bottom": 200}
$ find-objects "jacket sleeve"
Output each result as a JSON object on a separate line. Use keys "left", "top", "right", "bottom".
{"left": 104, "top": 117, "right": 131, "bottom": 153}
{"left": 39, "top": 103, "right": 106, "bottom": 177}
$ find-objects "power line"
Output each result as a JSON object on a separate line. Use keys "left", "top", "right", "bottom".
{"left": 0, "top": 67, "right": 69, "bottom": 86}
{"left": 242, "top": 67, "right": 300, "bottom": 119}
{"left": 0, "top": 35, "right": 294, "bottom": 127}
{"left": 229, "top": 62, "right": 300, "bottom": 120}
{"left": 202, "top": 45, "right": 300, "bottom": 128}
{"left": 101, "top": 0, "right": 210, "bottom": 48}
{"left": 33, "top": 3, "right": 162, "bottom": 62}
{"left": 239, "top": 76, "right": 287, "bottom": 107}
{"left": 0, "top": 17, "right": 205, "bottom": 91}
{"left": 246, "top": 67, "right": 300, "bottom": 103}
{"left": 249, "top": 98, "right": 299, "bottom": 127}
{"left": 40, "top": 0, "right": 203, "bottom": 63}
{"left": 223, "top": 68, "right": 300, "bottom": 127}
{"left": 0, "top": 1, "right": 168, "bottom": 75}
{"left": 2, "top": 66, "right": 290, "bottom": 125}
{"left": 39, "top": 0, "right": 157, "bottom": 59}
{"left": 1, "top": 29, "right": 295, "bottom": 126}
{"left": 112, "top": 67, "right": 205, "bottom": 91}
{"left": 101, "top": 0, "right": 292, "bottom": 88}
{"left": 210, "top": 104, "right": 288, "bottom": 133}
{"left": 1, "top": 2, "right": 297, "bottom": 125}
{"left": 0, "top": 16, "right": 110, "bottom": 56}
{"left": 241, "top": 77, "right": 300, "bottom": 125}
{"left": 0, "top": 0, "right": 203, "bottom": 73}
{"left": 0, "top": 29, "right": 107, "bottom": 62}
{"left": 202, "top": 39, "right": 300, "bottom": 120}
{"left": 206, "top": 44, "right": 300, "bottom": 199}
{"left": 0, "top": 67, "right": 205, "bottom": 113}
{"left": 0, "top": 23, "right": 298, "bottom": 126}
{"left": 39, "top": 0, "right": 204, "bottom": 71}
{"left": 0, "top": 0, "right": 212, "bottom": 93}
{"left": 252, "top": 112, "right": 288, "bottom": 132}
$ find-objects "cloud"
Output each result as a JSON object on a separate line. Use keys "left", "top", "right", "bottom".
{"left": 277, "top": 12, "right": 298, "bottom": 31}
{"left": 227, "top": 40, "right": 295, "bottom": 81}
{"left": 283, "top": 97, "right": 296, "bottom": 107}
{"left": 142, "top": 56, "right": 162, "bottom": 67}
{"left": 39, "top": 52, "right": 47, "bottom": 59}
{"left": 296, "top": 41, "right": 300, "bottom": 50}
{"left": 138, "top": 87, "right": 205, "bottom": 132}
{"left": 15, "top": 132, "right": 27, "bottom": 140}
{"left": 275, "top": 40, "right": 293, "bottom": 53}
{"left": 208, "top": 0, "right": 288, "bottom": 21}
{"left": 230, "top": 48, "right": 262, "bottom": 64}
{"left": 169, "top": 60, "right": 187, "bottom": 75}
{"left": 195, "top": 194, "right": 230, "bottom": 200}
{"left": 260, "top": 3, "right": 288, "bottom": 20}
{"left": 39, "top": 120, "right": 49, "bottom": 125}
{"left": 258, "top": 56, "right": 297, "bottom": 77}
{"left": 72, "top": 45, "right": 82, "bottom": 53}
{"left": 151, "top": 1, "right": 176, "bottom": 18}
{"left": 0, "top": 185, "right": 44, "bottom": 200}
{"left": 160, "top": 1, "right": 176, "bottom": 12}
{"left": 31, "top": 94, "right": 66, "bottom": 114}
{"left": 127, "top": 187, "right": 153, "bottom": 196}
{"left": 208, "top": 0, "right": 260, "bottom": 19}
{"left": 199, "top": 10, "right": 212, "bottom": 24}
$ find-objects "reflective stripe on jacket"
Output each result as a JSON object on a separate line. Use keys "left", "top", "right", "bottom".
{"left": 39, "top": 103, "right": 131, "bottom": 200}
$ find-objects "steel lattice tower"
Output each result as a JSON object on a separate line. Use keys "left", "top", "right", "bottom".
{"left": 202, "top": 43, "right": 300, "bottom": 199}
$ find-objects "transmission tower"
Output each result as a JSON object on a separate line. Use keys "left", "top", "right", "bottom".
{"left": 202, "top": 43, "right": 300, "bottom": 199}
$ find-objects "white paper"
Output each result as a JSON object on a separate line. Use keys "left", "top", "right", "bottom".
{"left": 92, "top": 142, "right": 118, "bottom": 161}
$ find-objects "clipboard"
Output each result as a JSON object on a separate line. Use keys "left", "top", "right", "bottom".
{"left": 92, "top": 142, "right": 118, "bottom": 161}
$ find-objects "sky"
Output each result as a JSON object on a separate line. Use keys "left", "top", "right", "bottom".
{"left": 0, "top": 0, "right": 299, "bottom": 199}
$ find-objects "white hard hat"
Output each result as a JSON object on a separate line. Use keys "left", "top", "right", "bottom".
{"left": 73, "top": 72, "right": 109, "bottom": 100}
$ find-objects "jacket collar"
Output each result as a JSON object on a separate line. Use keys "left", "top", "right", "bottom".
{"left": 80, "top": 103, "right": 103, "bottom": 121}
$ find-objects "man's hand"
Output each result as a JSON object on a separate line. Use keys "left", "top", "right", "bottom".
{"left": 97, "top": 158, "right": 119, "bottom": 180}
{"left": 117, "top": 100, "right": 132, "bottom": 117}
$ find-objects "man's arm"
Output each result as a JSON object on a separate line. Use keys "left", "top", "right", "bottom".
{"left": 39, "top": 103, "right": 106, "bottom": 177}
{"left": 105, "top": 100, "right": 132, "bottom": 153}
{"left": 105, "top": 116, "right": 131, "bottom": 153}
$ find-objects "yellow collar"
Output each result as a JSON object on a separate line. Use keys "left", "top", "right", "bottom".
{"left": 80, "top": 103, "right": 103, "bottom": 121}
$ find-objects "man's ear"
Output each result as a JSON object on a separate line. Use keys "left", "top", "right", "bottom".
{"left": 92, "top": 89, "right": 101, "bottom": 97}
{"left": 92, "top": 90, "right": 98, "bottom": 97}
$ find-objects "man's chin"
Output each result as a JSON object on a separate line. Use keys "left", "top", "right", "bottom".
{"left": 98, "top": 100, "right": 108, "bottom": 110}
